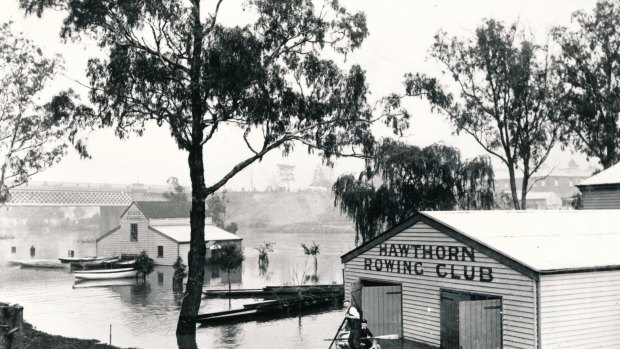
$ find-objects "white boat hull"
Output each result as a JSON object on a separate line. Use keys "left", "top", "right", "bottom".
{"left": 73, "top": 268, "right": 137, "bottom": 280}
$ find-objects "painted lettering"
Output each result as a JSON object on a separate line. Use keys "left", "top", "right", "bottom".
{"left": 364, "top": 258, "right": 372, "bottom": 271}
{"left": 403, "top": 261, "right": 412, "bottom": 274}
{"left": 450, "top": 264, "right": 461, "bottom": 279}
{"left": 379, "top": 244, "right": 388, "bottom": 256}
{"left": 448, "top": 246, "right": 459, "bottom": 261}
{"left": 462, "top": 247, "right": 475, "bottom": 262}
{"left": 374, "top": 259, "right": 383, "bottom": 271}
{"left": 463, "top": 265, "right": 476, "bottom": 280}
{"left": 480, "top": 267, "right": 493, "bottom": 282}
{"left": 436, "top": 263, "right": 447, "bottom": 278}
{"left": 398, "top": 244, "right": 410, "bottom": 257}
{"left": 436, "top": 246, "right": 446, "bottom": 260}
{"left": 414, "top": 262, "right": 424, "bottom": 276}
{"left": 412, "top": 244, "right": 421, "bottom": 258}
{"left": 389, "top": 244, "right": 398, "bottom": 257}
{"left": 385, "top": 259, "right": 396, "bottom": 273}
{"left": 422, "top": 245, "right": 433, "bottom": 259}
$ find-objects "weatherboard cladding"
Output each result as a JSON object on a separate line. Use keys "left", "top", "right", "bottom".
{"left": 540, "top": 271, "right": 620, "bottom": 348}
{"left": 344, "top": 221, "right": 536, "bottom": 349}
{"left": 580, "top": 186, "right": 620, "bottom": 209}
{"left": 97, "top": 204, "right": 150, "bottom": 258}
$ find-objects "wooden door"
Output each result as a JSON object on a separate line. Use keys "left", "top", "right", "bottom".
{"left": 361, "top": 285, "right": 402, "bottom": 338}
{"left": 440, "top": 291, "right": 471, "bottom": 349}
{"left": 458, "top": 299, "right": 502, "bottom": 349}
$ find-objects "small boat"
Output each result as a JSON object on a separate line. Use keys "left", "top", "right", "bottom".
{"left": 73, "top": 278, "right": 138, "bottom": 289}
{"left": 58, "top": 256, "right": 104, "bottom": 263}
{"left": 115, "top": 259, "right": 136, "bottom": 267}
{"left": 73, "top": 267, "right": 137, "bottom": 280}
{"left": 13, "top": 260, "right": 66, "bottom": 269}
{"left": 71, "top": 257, "right": 121, "bottom": 270}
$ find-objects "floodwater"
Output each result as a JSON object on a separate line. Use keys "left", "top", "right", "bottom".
{"left": 0, "top": 224, "right": 355, "bottom": 349}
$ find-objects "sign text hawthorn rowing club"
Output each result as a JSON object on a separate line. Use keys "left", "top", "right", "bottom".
{"left": 363, "top": 243, "right": 494, "bottom": 282}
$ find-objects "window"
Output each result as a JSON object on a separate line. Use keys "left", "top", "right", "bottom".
{"left": 157, "top": 245, "right": 164, "bottom": 258}
{"left": 569, "top": 180, "right": 573, "bottom": 187}
{"left": 503, "top": 182, "right": 508, "bottom": 189}
{"left": 554, "top": 179, "right": 559, "bottom": 187}
{"left": 11, "top": 246, "right": 16, "bottom": 254}
{"left": 541, "top": 181, "right": 546, "bottom": 187}
{"left": 130, "top": 223, "right": 138, "bottom": 242}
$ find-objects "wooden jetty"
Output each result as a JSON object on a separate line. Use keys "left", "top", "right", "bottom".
{"left": 196, "top": 294, "right": 342, "bottom": 325}
{"left": 203, "top": 283, "right": 344, "bottom": 299}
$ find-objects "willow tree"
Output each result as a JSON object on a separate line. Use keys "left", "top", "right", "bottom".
{"left": 19, "top": 0, "right": 387, "bottom": 344}
{"left": 333, "top": 139, "right": 495, "bottom": 244}
{"left": 552, "top": 0, "right": 620, "bottom": 169}
{"left": 397, "top": 19, "right": 560, "bottom": 209}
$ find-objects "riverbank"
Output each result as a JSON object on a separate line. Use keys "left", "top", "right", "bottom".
{"left": 14, "top": 322, "right": 126, "bottom": 349}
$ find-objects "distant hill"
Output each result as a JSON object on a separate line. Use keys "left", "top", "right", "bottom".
{"left": 225, "top": 190, "right": 351, "bottom": 229}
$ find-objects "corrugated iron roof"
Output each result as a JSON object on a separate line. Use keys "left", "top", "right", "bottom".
{"left": 579, "top": 162, "right": 620, "bottom": 186}
{"left": 423, "top": 210, "right": 620, "bottom": 272}
{"left": 134, "top": 201, "right": 192, "bottom": 219}
{"left": 150, "top": 224, "right": 242, "bottom": 243}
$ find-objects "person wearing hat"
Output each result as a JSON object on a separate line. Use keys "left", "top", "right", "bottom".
{"left": 343, "top": 299, "right": 362, "bottom": 349}
{"left": 360, "top": 319, "right": 377, "bottom": 349}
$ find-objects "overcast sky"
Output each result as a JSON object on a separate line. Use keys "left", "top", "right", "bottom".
{"left": 1, "top": 0, "right": 599, "bottom": 190}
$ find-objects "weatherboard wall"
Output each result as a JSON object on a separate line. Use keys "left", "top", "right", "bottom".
{"left": 539, "top": 271, "right": 620, "bottom": 348}
{"left": 581, "top": 186, "right": 620, "bottom": 209}
{"left": 343, "top": 221, "right": 537, "bottom": 349}
{"left": 97, "top": 203, "right": 150, "bottom": 258}
{"left": 148, "top": 227, "right": 180, "bottom": 266}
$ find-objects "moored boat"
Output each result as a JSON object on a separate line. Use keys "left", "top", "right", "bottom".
{"left": 58, "top": 256, "right": 104, "bottom": 263}
{"left": 73, "top": 267, "right": 137, "bottom": 280}
{"left": 73, "top": 278, "right": 138, "bottom": 289}
{"left": 70, "top": 257, "right": 120, "bottom": 270}
{"left": 12, "top": 260, "right": 66, "bottom": 269}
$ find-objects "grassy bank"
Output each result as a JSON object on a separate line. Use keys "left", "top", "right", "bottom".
{"left": 12, "top": 322, "right": 127, "bottom": 349}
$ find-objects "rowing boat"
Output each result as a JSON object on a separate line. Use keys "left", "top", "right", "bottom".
{"left": 58, "top": 256, "right": 104, "bottom": 263}
{"left": 73, "top": 267, "right": 137, "bottom": 280}
{"left": 10, "top": 260, "right": 66, "bottom": 269}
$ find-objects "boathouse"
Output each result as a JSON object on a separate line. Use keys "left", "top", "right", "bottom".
{"left": 342, "top": 210, "right": 620, "bottom": 349}
{"left": 96, "top": 201, "right": 242, "bottom": 266}
{"left": 577, "top": 162, "right": 620, "bottom": 209}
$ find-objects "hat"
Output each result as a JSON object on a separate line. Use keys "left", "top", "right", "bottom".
{"left": 361, "top": 319, "right": 368, "bottom": 324}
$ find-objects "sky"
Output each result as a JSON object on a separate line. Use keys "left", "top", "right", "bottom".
{"left": 1, "top": 0, "right": 600, "bottom": 190}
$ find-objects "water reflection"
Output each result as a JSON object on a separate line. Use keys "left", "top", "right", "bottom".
{"left": 0, "top": 224, "right": 353, "bottom": 349}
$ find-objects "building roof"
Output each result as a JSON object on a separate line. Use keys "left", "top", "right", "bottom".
{"left": 342, "top": 210, "right": 620, "bottom": 275}
{"left": 149, "top": 224, "right": 242, "bottom": 243}
{"left": 578, "top": 162, "right": 620, "bottom": 187}
{"left": 133, "top": 201, "right": 192, "bottom": 219}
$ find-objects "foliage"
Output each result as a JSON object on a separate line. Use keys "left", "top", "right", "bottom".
{"left": 570, "top": 192, "right": 583, "bottom": 210}
{"left": 390, "top": 19, "right": 560, "bottom": 209}
{"left": 0, "top": 22, "right": 89, "bottom": 203}
{"left": 19, "top": 0, "right": 401, "bottom": 340}
{"left": 212, "top": 243, "right": 244, "bottom": 273}
{"left": 333, "top": 139, "right": 495, "bottom": 244}
{"left": 224, "top": 222, "right": 238, "bottom": 234}
{"left": 135, "top": 250, "right": 155, "bottom": 277}
{"left": 206, "top": 193, "right": 227, "bottom": 228}
{"left": 277, "top": 164, "right": 296, "bottom": 191}
{"left": 163, "top": 176, "right": 188, "bottom": 202}
{"left": 552, "top": 0, "right": 620, "bottom": 169}
{"left": 173, "top": 256, "right": 187, "bottom": 279}
{"left": 301, "top": 241, "right": 320, "bottom": 256}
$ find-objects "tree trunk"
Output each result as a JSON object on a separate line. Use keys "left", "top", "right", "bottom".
{"left": 507, "top": 163, "right": 521, "bottom": 210}
{"left": 176, "top": 146, "right": 207, "bottom": 347}
{"left": 520, "top": 175, "right": 529, "bottom": 211}
{"left": 176, "top": 1, "right": 205, "bottom": 347}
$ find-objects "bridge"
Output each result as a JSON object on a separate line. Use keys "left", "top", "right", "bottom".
{"left": 5, "top": 181, "right": 181, "bottom": 233}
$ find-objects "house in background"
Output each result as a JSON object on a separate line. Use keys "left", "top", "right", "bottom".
{"left": 495, "top": 158, "right": 593, "bottom": 208}
{"left": 96, "top": 201, "right": 242, "bottom": 266}
{"left": 577, "top": 162, "right": 620, "bottom": 209}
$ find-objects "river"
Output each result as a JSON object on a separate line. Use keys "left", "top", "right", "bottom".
{"left": 0, "top": 223, "right": 355, "bottom": 349}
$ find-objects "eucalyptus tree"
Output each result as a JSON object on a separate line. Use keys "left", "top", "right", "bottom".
{"left": 333, "top": 139, "right": 495, "bottom": 244}
{"left": 552, "top": 0, "right": 620, "bottom": 169}
{"left": 394, "top": 19, "right": 560, "bottom": 209}
{"left": 18, "top": 0, "right": 392, "bottom": 343}
{"left": 0, "top": 22, "right": 87, "bottom": 203}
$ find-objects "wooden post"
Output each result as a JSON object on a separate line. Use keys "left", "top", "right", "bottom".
{"left": 109, "top": 324, "right": 112, "bottom": 345}
{"left": 0, "top": 303, "right": 23, "bottom": 349}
